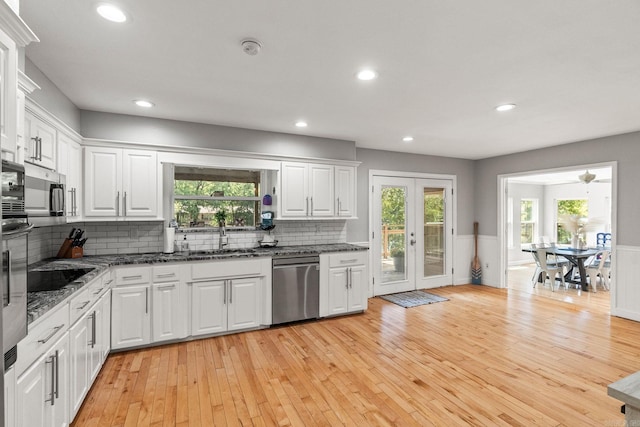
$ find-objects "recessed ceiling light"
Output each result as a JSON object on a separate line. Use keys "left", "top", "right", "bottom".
{"left": 402, "top": 136, "right": 414, "bottom": 142}
{"left": 357, "top": 69, "right": 378, "bottom": 81}
{"left": 295, "top": 121, "right": 308, "bottom": 128}
{"left": 134, "top": 100, "right": 154, "bottom": 108}
{"left": 496, "top": 103, "right": 516, "bottom": 112}
{"left": 96, "top": 4, "right": 127, "bottom": 23}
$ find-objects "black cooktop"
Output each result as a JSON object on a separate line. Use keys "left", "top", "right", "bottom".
{"left": 27, "top": 268, "right": 95, "bottom": 292}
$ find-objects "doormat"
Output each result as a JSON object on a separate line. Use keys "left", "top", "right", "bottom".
{"left": 379, "top": 290, "right": 448, "bottom": 308}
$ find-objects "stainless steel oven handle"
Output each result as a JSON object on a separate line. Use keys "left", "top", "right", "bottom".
{"left": 5, "top": 250, "right": 10, "bottom": 305}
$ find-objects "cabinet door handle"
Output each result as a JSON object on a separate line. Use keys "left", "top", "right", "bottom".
{"left": 38, "top": 137, "right": 43, "bottom": 161}
{"left": 30, "top": 137, "right": 38, "bottom": 160}
{"left": 306, "top": 197, "right": 309, "bottom": 216}
{"left": 310, "top": 197, "right": 314, "bottom": 216}
{"left": 145, "top": 288, "right": 149, "bottom": 314}
{"left": 4, "top": 250, "right": 11, "bottom": 305}
{"left": 229, "top": 280, "right": 233, "bottom": 304}
{"left": 123, "top": 191, "right": 127, "bottom": 216}
{"left": 54, "top": 350, "right": 60, "bottom": 399}
{"left": 38, "top": 324, "right": 65, "bottom": 344}
{"left": 116, "top": 191, "right": 120, "bottom": 216}
{"left": 73, "top": 188, "right": 78, "bottom": 216}
{"left": 45, "top": 355, "right": 55, "bottom": 405}
{"left": 348, "top": 267, "right": 352, "bottom": 288}
{"left": 223, "top": 280, "right": 227, "bottom": 305}
{"left": 90, "top": 311, "right": 97, "bottom": 348}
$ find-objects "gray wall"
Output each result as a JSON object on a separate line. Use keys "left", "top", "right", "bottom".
{"left": 348, "top": 148, "right": 475, "bottom": 243}
{"left": 80, "top": 110, "right": 356, "bottom": 161}
{"left": 475, "top": 131, "right": 640, "bottom": 246}
{"left": 25, "top": 58, "right": 81, "bottom": 132}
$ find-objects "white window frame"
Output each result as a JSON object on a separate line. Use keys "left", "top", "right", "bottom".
{"left": 520, "top": 198, "right": 538, "bottom": 246}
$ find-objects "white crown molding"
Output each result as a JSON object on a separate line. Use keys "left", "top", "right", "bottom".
{"left": 18, "top": 69, "right": 40, "bottom": 93}
{"left": 25, "top": 96, "right": 81, "bottom": 141}
{"left": 0, "top": 2, "right": 38, "bottom": 46}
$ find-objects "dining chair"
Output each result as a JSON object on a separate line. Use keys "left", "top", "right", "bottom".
{"left": 532, "top": 246, "right": 566, "bottom": 291}
{"left": 586, "top": 250, "right": 610, "bottom": 292}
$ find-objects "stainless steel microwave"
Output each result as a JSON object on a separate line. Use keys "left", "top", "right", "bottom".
{"left": 24, "top": 163, "right": 66, "bottom": 226}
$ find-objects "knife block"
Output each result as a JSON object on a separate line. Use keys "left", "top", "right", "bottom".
{"left": 56, "top": 239, "right": 83, "bottom": 258}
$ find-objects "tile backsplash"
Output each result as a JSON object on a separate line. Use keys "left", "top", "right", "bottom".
{"left": 27, "top": 219, "right": 347, "bottom": 265}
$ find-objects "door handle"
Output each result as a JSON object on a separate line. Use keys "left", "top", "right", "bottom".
{"left": 5, "top": 250, "right": 11, "bottom": 305}
{"left": 410, "top": 239, "right": 416, "bottom": 246}
{"left": 54, "top": 350, "right": 60, "bottom": 399}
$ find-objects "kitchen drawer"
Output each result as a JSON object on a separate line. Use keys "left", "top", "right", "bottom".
{"left": 190, "top": 258, "right": 263, "bottom": 280}
{"left": 89, "top": 273, "right": 110, "bottom": 299}
{"left": 153, "top": 264, "right": 182, "bottom": 283}
{"left": 328, "top": 251, "right": 367, "bottom": 268}
{"left": 16, "top": 301, "right": 70, "bottom": 376}
{"left": 115, "top": 266, "right": 151, "bottom": 286}
{"left": 69, "top": 287, "right": 93, "bottom": 325}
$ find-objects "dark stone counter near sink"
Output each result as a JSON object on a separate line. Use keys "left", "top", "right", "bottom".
{"left": 27, "top": 243, "right": 368, "bottom": 325}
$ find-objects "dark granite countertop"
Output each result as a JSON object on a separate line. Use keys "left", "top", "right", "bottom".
{"left": 27, "top": 243, "right": 367, "bottom": 325}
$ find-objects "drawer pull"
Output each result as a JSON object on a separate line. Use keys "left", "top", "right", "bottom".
{"left": 93, "top": 287, "right": 104, "bottom": 295}
{"left": 38, "top": 324, "right": 65, "bottom": 344}
{"left": 77, "top": 300, "right": 91, "bottom": 310}
{"left": 156, "top": 273, "right": 175, "bottom": 278}
{"left": 340, "top": 259, "right": 358, "bottom": 264}
{"left": 122, "top": 275, "right": 143, "bottom": 280}
{"left": 157, "top": 284, "right": 176, "bottom": 290}
{"left": 104, "top": 279, "right": 113, "bottom": 285}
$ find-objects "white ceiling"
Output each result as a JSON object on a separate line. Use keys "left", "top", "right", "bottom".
{"left": 20, "top": 1, "right": 640, "bottom": 160}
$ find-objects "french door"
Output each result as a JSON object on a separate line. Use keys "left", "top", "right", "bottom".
{"left": 372, "top": 176, "right": 453, "bottom": 296}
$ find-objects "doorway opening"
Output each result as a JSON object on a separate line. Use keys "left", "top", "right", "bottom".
{"left": 498, "top": 163, "right": 615, "bottom": 310}
{"left": 370, "top": 171, "right": 455, "bottom": 296}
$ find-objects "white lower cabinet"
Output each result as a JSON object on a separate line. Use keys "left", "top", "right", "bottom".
{"left": 152, "top": 281, "right": 186, "bottom": 342}
{"left": 5, "top": 367, "right": 16, "bottom": 427}
{"left": 191, "top": 276, "right": 263, "bottom": 336}
{"left": 189, "top": 258, "right": 271, "bottom": 337}
{"left": 321, "top": 251, "right": 369, "bottom": 316}
{"left": 69, "top": 289, "right": 110, "bottom": 421}
{"left": 16, "top": 332, "right": 69, "bottom": 427}
{"left": 111, "top": 284, "right": 151, "bottom": 349}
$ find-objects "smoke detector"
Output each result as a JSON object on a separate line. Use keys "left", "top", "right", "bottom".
{"left": 241, "top": 39, "right": 262, "bottom": 56}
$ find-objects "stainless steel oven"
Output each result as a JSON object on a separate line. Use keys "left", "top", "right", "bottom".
{"left": 272, "top": 254, "right": 320, "bottom": 324}
{"left": 1, "top": 160, "right": 33, "bottom": 370}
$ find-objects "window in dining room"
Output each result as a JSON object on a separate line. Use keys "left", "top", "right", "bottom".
{"left": 556, "top": 199, "right": 588, "bottom": 244}
{"left": 520, "top": 199, "right": 537, "bottom": 245}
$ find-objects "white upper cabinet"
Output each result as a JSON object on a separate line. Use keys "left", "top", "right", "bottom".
{"left": 279, "top": 161, "right": 357, "bottom": 219}
{"left": 57, "top": 132, "right": 82, "bottom": 219}
{"left": 280, "top": 161, "right": 335, "bottom": 218}
{"left": 24, "top": 112, "right": 57, "bottom": 169}
{"left": 335, "top": 165, "right": 356, "bottom": 218}
{"left": 84, "top": 146, "right": 158, "bottom": 219}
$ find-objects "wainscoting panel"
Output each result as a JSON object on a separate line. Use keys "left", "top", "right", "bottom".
{"left": 612, "top": 245, "right": 640, "bottom": 322}
{"left": 454, "top": 235, "right": 473, "bottom": 285}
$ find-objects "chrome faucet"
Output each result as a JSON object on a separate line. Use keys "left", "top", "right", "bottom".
{"left": 218, "top": 225, "right": 229, "bottom": 250}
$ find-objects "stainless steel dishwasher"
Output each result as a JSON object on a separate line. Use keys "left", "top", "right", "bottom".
{"left": 272, "top": 254, "right": 320, "bottom": 324}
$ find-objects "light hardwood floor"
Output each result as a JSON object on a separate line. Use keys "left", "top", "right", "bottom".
{"left": 72, "top": 284, "right": 635, "bottom": 426}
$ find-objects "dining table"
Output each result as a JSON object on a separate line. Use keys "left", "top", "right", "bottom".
{"left": 522, "top": 245, "right": 609, "bottom": 291}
